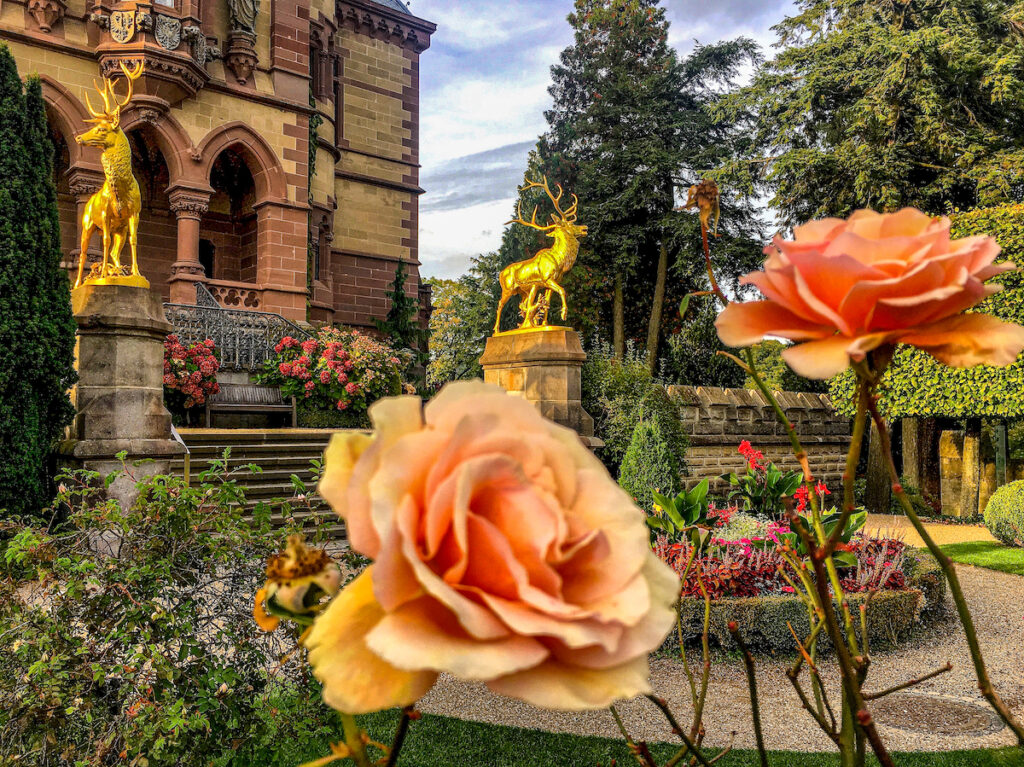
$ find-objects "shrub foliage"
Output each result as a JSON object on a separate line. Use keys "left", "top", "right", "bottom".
{"left": 0, "top": 459, "right": 329, "bottom": 765}
{"left": 983, "top": 479, "right": 1024, "bottom": 548}
{"left": 0, "top": 45, "right": 77, "bottom": 518}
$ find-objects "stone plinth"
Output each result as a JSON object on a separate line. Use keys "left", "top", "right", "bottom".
{"left": 59, "top": 284, "right": 184, "bottom": 507}
{"left": 480, "top": 328, "right": 601, "bottom": 448}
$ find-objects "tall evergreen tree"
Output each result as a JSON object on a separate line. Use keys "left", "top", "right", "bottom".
{"left": 541, "top": 1, "right": 761, "bottom": 360}
{"left": 0, "top": 44, "right": 76, "bottom": 518}
{"left": 722, "top": 0, "right": 1024, "bottom": 225}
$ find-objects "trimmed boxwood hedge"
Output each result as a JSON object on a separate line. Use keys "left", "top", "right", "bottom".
{"left": 668, "top": 548, "right": 945, "bottom": 654}
{"left": 983, "top": 480, "right": 1024, "bottom": 547}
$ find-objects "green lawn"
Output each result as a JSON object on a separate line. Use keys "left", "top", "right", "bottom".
{"left": 276, "top": 709, "right": 1023, "bottom": 767}
{"left": 940, "top": 540, "right": 1024, "bottom": 576}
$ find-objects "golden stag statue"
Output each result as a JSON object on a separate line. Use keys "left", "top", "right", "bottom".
{"left": 494, "top": 176, "right": 588, "bottom": 334}
{"left": 74, "top": 60, "right": 147, "bottom": 289}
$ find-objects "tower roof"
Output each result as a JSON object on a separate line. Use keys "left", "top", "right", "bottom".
{"left": 372, "top": 0, "right": 411, "bottom": 14}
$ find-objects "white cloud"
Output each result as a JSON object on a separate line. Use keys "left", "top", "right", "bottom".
{"left": 413, "top": 0, "right": 797, "bottom": 278}
{"left": 419, "top": 197, "right": 516, "bottom": 279}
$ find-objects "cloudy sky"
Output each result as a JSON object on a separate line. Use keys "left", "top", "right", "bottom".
{"left": 406, "top": 0, "right": 796, "bottom": 279}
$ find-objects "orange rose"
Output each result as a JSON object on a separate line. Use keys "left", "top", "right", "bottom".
{"left": 305, "top": 381, "right": 678, "bottom": 713}
{"left": 715, "top": 208, "right": 1024, "bottom": 378}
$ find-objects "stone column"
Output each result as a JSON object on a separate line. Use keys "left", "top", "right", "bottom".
{"left": 59, "top": 284, "right": 184, "bottom": 508}
{"left": 480, "top": 328, "right": 601, "bottom": 448}
{"left": 66, "top": 167, "right": 105, "bottom": 275}
{"left": 167, "top": 186, "right": 211, "bottom": 304}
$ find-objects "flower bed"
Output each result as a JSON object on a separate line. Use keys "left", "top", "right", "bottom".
{"left": 256, "top": 327, "right": 410, "bottom": 427}
{"left": 661, "top": 543, "right": 944, "bottom": 654}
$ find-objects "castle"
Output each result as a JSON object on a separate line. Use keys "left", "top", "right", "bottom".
{"left": 0, "top": 0, "right": 434, "bottom": 328}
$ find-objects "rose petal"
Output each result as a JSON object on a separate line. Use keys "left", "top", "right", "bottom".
{"left": 366, "top": 596, "right": 548, "bottom": 680}
{"left": 487, "top": 655, "right": 653, "bottom": 710}
{"left": 305, "top": 568, "right": 438, "bottom": 714}
{"left": 715, "top": 301, "right": 835, "bottom": 348}
{"left": 318, "top": 432, "right": 376, "bottom": 554}
{"left": 897, "top": 314, "right": 1024, "bottom": 368}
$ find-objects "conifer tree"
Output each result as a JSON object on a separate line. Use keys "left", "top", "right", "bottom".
{"left": 0, "top": 44, "right": 77, "bottom": 518}
{"left": 723, "top": 0, "right": 1024, "bottom": 224}
{"left": 541, "top": 1, "right": 761, "bottom": 359}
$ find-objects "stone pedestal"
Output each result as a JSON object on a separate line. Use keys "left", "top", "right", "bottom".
{"left": 59, "top": 284, "right": 184, "bottom": 507}
{"left": 480, "top": 328, "right": 601, "bottom": 448}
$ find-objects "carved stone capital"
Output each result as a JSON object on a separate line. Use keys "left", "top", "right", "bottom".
{"left": 168, "top": 189, "right": 210, "bottom": 218}
{"left": 28, "top": 0, "right": 65, "bottom": 32}
{"left": 169, "top": 262, "right": 207, "bottom": 276}
{"left": 66, "top": 168, "right": 104, "bottom": 198}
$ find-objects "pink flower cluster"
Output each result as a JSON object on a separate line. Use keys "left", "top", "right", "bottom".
{"left": 259, "top": 327, "right": 409, "bottom": 414}
{"left": 163, "top": 335, "right": 220, "bottom": 408}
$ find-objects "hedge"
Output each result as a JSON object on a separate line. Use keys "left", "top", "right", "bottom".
{"left": 667, "top": 548, "right": 945, "bottom": 654}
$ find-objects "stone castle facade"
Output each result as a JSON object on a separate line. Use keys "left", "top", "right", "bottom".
{"left": 1, "top": 0, "right": 434, "bottom": 327}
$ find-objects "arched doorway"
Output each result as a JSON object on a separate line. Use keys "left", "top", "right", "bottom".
{"left": 126, "top": 126, "right": 175, "bottom": 298}
{"left": 46, "top": 122, "right": 77, "bottom": 267}
{"left": 199, "top": 148, "right": 258, "bottom": 283}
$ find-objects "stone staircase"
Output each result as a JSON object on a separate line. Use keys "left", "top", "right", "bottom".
{"left": 172, "top": 429, "right": 347, "bottom": 538}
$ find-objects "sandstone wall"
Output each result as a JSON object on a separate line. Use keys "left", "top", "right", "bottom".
{"left": 666, "top": 386, "right": 852, "bottom": 492}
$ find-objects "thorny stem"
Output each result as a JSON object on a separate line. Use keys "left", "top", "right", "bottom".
{"left": 609, "top": 705, "right": 652, "bottom": 767}
{"left": 864, "top": 397, "right": 1024, "bottom": 744}
{"left": 339, "top": 714, "right": 372, "bottom": 767}
{"left": 645, "top": 695, "right": 713, "bottom": 767}
{"left": 789, "top": 515, "right": 894, "bottom": 767}
{"left": 692, "top": 564, "right": 713, "bottom": 742}
{"left": 728, "top": 623, "right": 769, "bottom": 767}
{"left": 701, "top": 221, "right": 728, "bottom": 306}
{"left": 384, "top": 707, "right": 416, "bottom": 767}
{"left": 743, "top": 348, "right": 812, "bottom": 482}
{"left": 864, "top": 664, "right": 954, "bottom": 701}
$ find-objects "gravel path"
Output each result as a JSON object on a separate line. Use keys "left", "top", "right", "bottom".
{"left": 417, "top": 564, "right": 1024, "bottom": 752}
{"left": 866, "top": 514, "right": 996, "bottom": 547}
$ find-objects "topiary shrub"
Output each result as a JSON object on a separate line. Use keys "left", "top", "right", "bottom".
{"left": 618, "top": 389, "right": 688, "bottom": 511}
{"left": 582, "top": 339, "right": 687, "bottom": 477}
{"left": 983, "top": 480, "right": 1024, "bottom": 547}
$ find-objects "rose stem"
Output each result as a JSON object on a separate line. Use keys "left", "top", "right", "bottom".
{"left": 864, "top": 398, "right": 1024, "bottom": 744}
{"left": 728, "top": 622, "right": 769, "bottom": 767}
{"left": 384, "top": 707, "right": 416, "bottom": 767}
{"left": 644, "top": 695, "right": 713, "bottom": 767}
{"left": 338, "top": 713, "right": 372, "bottom": 767}
{"left": 789, "top": 515, "right": 894, "bottom": 767}
{"left": 864, "top": 663, "right": 953, "bottom": 701}
{"left": 608, "top": 705, "right": 653, "bottom": 767}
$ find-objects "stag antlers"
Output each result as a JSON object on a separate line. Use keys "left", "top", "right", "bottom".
{"left": 84, "top": 60, "right": 144, "bottom": 126}
{"left": 506, "top": 175, "right": 580, "bottom": 230}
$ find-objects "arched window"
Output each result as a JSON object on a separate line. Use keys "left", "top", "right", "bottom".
{"left": 200, "top": 149, "right": 258, "bottom": 283}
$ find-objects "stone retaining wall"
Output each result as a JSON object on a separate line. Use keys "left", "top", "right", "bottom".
{"left": 666, "top": 386, "right": 852, "bottom": 491}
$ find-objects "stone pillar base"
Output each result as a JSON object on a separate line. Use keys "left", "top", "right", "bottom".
{"left": 480, "top": 328, "right": 602, "bottom": 449}
{"left": 59, "top": 284, "right": 184, "bottom": 508}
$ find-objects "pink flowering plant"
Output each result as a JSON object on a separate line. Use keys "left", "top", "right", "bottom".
{"left": 162, "top": 334, "right": 220, "bottom": 410}
{"left": 257, "top": 327, "right": 409, "bottom": 418}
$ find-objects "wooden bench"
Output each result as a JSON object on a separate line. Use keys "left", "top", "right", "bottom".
{"left": 204, "top": 383, "right": 297, "bottom": 427}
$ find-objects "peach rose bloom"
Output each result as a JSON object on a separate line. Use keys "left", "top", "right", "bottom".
{"left": 304, "top": 381, "right": 679, "bottom": 713}
{"left": 715, "top": 208, "right": 1024, "bottom": 378}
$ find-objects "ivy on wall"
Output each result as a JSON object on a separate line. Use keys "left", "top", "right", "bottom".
{"left": 829, "top": 204, "right": 1024, "bottom": 418}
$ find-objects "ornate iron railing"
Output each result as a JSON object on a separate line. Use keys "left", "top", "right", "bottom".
{"left": 164, "top": 283, "right": 311, "bottom": 372}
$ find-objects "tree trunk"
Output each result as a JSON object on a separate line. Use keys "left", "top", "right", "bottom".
{"left": 919, "top": 417, "right": 942, "bottom": 502}
{"left": 646, "top": 243, "right": 668, "bottom": 374}
{"left": 902, "top": 418, "right": 920, "bottom": 488}
{"left": 613, "top": 273, "right": 625, "bottom": 360}
{"left": 866, "top": 419, "right": 892, "bottom": 515}
{"left": 960, "top": 416, "right": 982, "bottom": 518}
